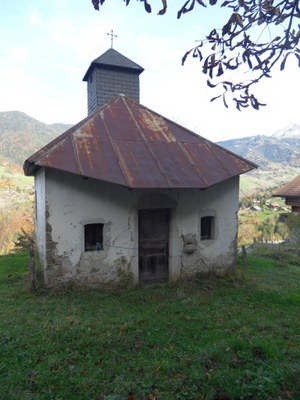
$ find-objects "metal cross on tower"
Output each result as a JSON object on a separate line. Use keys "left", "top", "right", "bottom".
{"left": 107, "top": 29, "right": 118, "bottom": 48}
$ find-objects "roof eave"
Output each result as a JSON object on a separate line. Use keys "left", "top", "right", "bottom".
{"left": 23, "top": 160, "right": 40, "bottom": 176}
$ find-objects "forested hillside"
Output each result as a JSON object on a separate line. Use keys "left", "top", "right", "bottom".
{"left": 219, "top": 126, "right": 300, "bottom": 168}
{"left": 0, "top": 114, "right": 71, "bottom": 254}
{"left": 0, "top": 111, "right": 72, "bottom": 165}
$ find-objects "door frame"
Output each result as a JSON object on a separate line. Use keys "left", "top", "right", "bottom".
{"left": 138, "top": 208, "right": 170, "bottom": 284}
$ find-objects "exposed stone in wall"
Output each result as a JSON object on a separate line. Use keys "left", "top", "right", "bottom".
{"left": 182, "top": 233, "right": 197, "bottom": 254}
{"left": 114, "top": 256, "right": 134, "bottom": 288}
{"left": 46, "top": 251, "right": 134, "bottom": 288}
{"left": 45, "top": 203, "right": 134, "bottom": 287}
{"left": 45, "top": 206, "right": 73, "bottom": 286}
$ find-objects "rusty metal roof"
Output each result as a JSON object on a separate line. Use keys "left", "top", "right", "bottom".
{"left": 24, "top": 95, "right": 257, "bottom": 189}
{"left": 273, "top": 175, "right": 300, "bottom": 198}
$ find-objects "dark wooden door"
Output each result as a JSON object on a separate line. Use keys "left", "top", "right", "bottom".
{"left": 138, "top": 209, "right": 170, "bottom": 284}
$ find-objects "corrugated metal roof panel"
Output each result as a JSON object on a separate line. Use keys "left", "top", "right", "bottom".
{"left": 165, "top": 120, "right": 204, "bottom": 144}
{"left": 74, "top": 136, "right": 127, "bottom": 186}
{"left": 210, "top": 143, "right": 253, "bottom": 176}
{"left": 102, "top": 100, "right": 142, "bottom": 141}
{"left": 114, "top": 140, "right": 170, "bottom": 188}
{"left": 36, "top": 136, "right": 79, "bottom": 176}
{"left": 24, "top": 95, "right": 257, "bottom": 188}
{"left": 148, "top": 142, "right": 206, "bottom": 188}
{"left": 128, "top": 103, "right": 176, "bottom": 143}
{"left": 183, "top": 142, "right": 226, "bottom": 186}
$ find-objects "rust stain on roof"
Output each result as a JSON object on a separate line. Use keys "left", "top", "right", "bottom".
{"left": 24, "top": 95, "right": 257, "bottom": 189}
{"left": 128, "top": 104, "right": 176, "bottom": 143}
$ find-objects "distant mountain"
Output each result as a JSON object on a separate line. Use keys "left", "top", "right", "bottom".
{"left": 218, "top": 134, "right": 300, "bottom": 168}
{"left": 0, "top": 111, "right": 72, "bottom": 166}
{"left": 272, "top": 123, "right": 300, "bottom": 139}
{"left": 49, "top": 123, "right": 74, "bottom": 135}
{"left": 218, "top": 125, "right": 300, "bottom": 195}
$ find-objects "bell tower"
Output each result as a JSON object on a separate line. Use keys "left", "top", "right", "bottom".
{"left": 83, "top": 48, "right": 144, "bottom": 115}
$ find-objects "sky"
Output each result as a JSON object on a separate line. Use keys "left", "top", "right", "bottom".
{"left": 0, "top": 0, "right": 299, "bottom": 142}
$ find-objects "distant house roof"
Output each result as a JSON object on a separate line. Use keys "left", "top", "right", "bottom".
{"left": 273, "top": 175, "right": 300, "bottom": 198}
{"left": 24, "top": 95, "right": 257, "bottom": 189}
{"left": 83, "top": 48, "right": 144, "bottom": 82}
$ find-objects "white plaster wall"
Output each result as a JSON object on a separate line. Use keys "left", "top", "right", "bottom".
{"left": 44, "top": 169, "right": 138, "bottom": 285}
{"left": 35, "top": 169, "right": 46, "bottom": 267}
{"left": 43, "top": 168, "right": 239, "bottom": 286}
{"left": 176, "top": 177, "right": 239, "bottom": 277}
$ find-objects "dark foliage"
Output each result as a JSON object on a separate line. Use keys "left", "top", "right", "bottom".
{"left": 92, "top": 0, "right": 300, "bottom": 110}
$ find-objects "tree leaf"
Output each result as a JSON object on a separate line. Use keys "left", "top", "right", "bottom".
{"left": 92, "top": 0, "right": 100, "bottom": 10}
{"left": 233, "top": 13, "right": 243, "bottom": 27}
{"left": 144, "top": 0, "right": 152, "bottom": 13}
{"left": 221, "top": 0, "right": 232, "bottom": 7}
{"left": 223, "top": 93, "right": 228, "bottom": 108}
{"left": 210, "top": 94, "right": 222, "bottom": 102}
{"left": 222, "top": 21, "right": 232, "bottom": 35}
{"left": 196, "top": 0, "right": 207, "bottom": 7}
{"left": 193, "top": 47, "right": 203, "bottom": 61}
{"left": 177, "top": 0, "right": 195, "bottom": 19}
{"left": 225, "top": 58, "right": 239, "bottom": 70}
{"left": 207, "top": 79, "right": 217, "bottom": 88}
{"left": 182, "top": 48, "right": 193, "bottom": 65}
{"left": 158, "top": 0, "right": 167, "bottom": 15}
{"left": 217, "top": 62, "right": 224, "bottom": 76}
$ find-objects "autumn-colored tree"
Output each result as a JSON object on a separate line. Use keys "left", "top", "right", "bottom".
{"left": 92, "top": 0, "right": 300, "bottom": 110}
{"left": 274, "top": 219, "right": 288, "bottom": 241}
{"left": 0, "top": 204, "right": 34, "bottom": 255}
{"left": 258, "top": 216, "right": 275, "bottom": 242}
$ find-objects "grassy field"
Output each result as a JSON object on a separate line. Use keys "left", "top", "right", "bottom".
{"left": 239, "top": 167, "right": 300, "bottom": 197}
{"left": 0, "top": 165, "right": 33, "bottom": 191}
{"left": 0, "top": 250, "right": 300, "bottom": 400}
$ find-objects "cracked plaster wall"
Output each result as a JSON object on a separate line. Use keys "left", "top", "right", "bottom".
{"left": 38, "top": 168, "right": 239, "bottom": 286}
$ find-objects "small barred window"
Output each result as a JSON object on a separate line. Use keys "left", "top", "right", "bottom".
{"left": 84, "top": 223, "right": 104, "bottom": 251}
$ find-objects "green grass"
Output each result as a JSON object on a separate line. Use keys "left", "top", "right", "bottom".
{"left": 1, "top": 252, "right": 300, "bottom": 399}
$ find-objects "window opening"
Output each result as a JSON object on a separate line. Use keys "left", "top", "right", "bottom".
{"left": 84, "top": 223, "right": 104, "bottom": 251}
{"left": 201, "top": 216, "right": 215, "bottom": 240}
